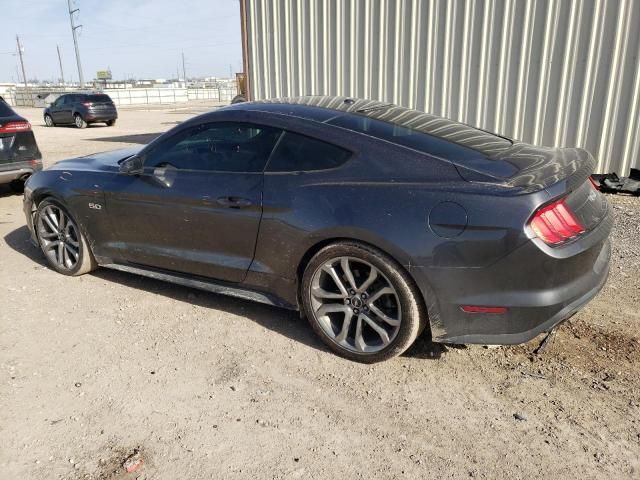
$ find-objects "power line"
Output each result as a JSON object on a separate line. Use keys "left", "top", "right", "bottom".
{"left": 68, "top": 0, "right": 84, "bottom": 87}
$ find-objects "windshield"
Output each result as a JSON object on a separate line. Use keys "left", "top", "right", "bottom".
{"left": 87, "top": 94, "right": 113, "bottom": 103}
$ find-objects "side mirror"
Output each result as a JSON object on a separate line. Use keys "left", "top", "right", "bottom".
{"left": 119, "top": 155, "right": 144, "bottom": 175}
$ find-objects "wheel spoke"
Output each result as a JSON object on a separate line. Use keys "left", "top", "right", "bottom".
{"left": 45, "top": 240, "right": 60, "bottom": 251}
{"left": 335, "top": 311, "right": 355, "bottom": 343}
{"left": 58, "top": 210, "right": 66, "bottom": 231}
{"left": 357, "top": 267, "right": 378, "bottom": 293}
{"left": 311, "top": 286, "right": 345, "bottom": 300}
{"left": 57, "top": 242, "right": 64, "bottom": 265}
{"left": 323, "top": 265, "right": 349, "bottom": 297}
{"left": 40, "top": 231, "right": 58, "bottom": 239}
{"left": 316, "top": 303, "right": 351, "bottom": 317}
{"left": 354, "top": 316, "right": 366, "bottom": 352}
{"left": 42, "top": 209, "right": 59, "bottom": 233}
{"left": 368, "top": 286, "right": 394, "bottom": 303}
{"left": 62, "top": 244, "right": 70, "bottom": 267}
{"left": 64, "top": 243, "right": 79, "bottom": 262}
{"left": 369, "top": 304, "right": 400, "bottom": 327}
{"left": 361, "top": 313, "right": 391, "bottom": 345}
{"left": 340, "top": 258, "right": 357, "bottom": 291}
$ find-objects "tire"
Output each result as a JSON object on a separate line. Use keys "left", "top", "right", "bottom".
{"left": 35, "top": 199, "right": 97, "bottom": 276}
{"left": 74, "top": 114, "right": 87, "bottom": 129}
{"left": 301, "top": 242, "right": 426, "bottom": 363}
{"left": 9, "top": 179, "right": 25, "bottom": 194}
{"left": 44, "top": 114, "right": 55, "bottom": 127}
{"left": 231, "top": 94, "right": 246, "bottom": 104}
{"left": 106, "top": 119, "right": 116, "bottom": 127}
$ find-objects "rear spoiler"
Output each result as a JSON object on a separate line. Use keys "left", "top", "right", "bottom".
{"left": 503, "top": 145, "right": 596, "bottom": 194}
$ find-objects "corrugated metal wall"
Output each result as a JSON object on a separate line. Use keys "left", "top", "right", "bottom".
{"left": 244, "top": 0, "right": 640, "bottom": 173}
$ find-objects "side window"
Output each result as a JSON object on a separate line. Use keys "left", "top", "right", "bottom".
{"left": 145, "top": 122, "right": 282, "bottom": 173}
{"left": 266, "top": 131, "right": 351, "bottom": 172}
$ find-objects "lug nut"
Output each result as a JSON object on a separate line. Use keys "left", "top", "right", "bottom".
{"left": 353, "top": 308, "right": 359, "bottom": 314}
{"left": 363, "top": 305, "right": 369, "bottom": 311}
{"left": 361, "top": 293, "right": 367, "bottom": 299}
{"left": 350, "top": 289, "right": 356, "bottom": 295}
{"left": 345, "top": 298, "right": 351, "bottom": 304}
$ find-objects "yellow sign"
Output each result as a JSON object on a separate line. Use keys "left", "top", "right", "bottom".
{"left": 96, "top": 70, "right": 112, "bottom": 80}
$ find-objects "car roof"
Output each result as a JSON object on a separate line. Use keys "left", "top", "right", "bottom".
{"left": 224, "top": 95, "right": 513, "bottom": 158}
{"left": 224, "top": 95, "right": 384, "bottom": 121}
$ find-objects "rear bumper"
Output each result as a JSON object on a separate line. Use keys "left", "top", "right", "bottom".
{"left": 84, "top": 110, "right": 117, "bottom": 122}
{"left": 439, "top": 242, "right": 609, "bottom": 344}
{"left": 0, "top": 162, "right": 42, "bottom": 185}
{"left": 410, "top": 214, "right": 612, "bottom": 345}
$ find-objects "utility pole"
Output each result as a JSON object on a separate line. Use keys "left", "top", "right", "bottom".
{"left": 56, "top": 45, "right": 65, "bottom": 86}
{"left": 182, "top": 51, "right": 186, "bottom": 84}
{"left": 68, "top": 0, "right": 84, "bottom": 87}
{"left": 15, "top": 35, "right": 30, "bottom": 105}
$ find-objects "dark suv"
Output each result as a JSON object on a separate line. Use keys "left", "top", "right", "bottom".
{"left": 0, "top": 97, "right": 42, "bottom": 192}
{"left": 44, "top": 93, "right": 118, "bottom": 129}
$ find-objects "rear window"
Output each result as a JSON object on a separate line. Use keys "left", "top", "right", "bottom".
{"left": 87, "top": 94, "right": 112, "bottom": 103}
{"left": 266, "top": 132, "right": 351, "bottom": 172}
{"left": 327, "top": 106, "right": 513, "bottom": 159}
{"left": 0, "top": 101, "right": 16, "bottom": 116}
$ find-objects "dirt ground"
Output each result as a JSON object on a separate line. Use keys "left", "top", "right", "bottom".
{"left": 1, "top": 104, "right": 639, "bottom": 480}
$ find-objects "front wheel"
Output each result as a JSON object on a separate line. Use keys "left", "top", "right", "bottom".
{"left": 74, "top": 114, "right": 87, "bottom": 129}
{"left": 44, "top": 114, "right": 55, "bottom": 127}
{"left": 35, "top": 199, "right": 97, "bottom": 276}
{"left": 106, "top": 119, "right": 116, "bottom": 126}
{"left": 301, "top": 242, "right": 426, "bottom": 363}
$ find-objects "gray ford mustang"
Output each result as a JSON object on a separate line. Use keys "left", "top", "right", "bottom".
{"left": 23, "top": 96, "right": 612, "bottom": 362}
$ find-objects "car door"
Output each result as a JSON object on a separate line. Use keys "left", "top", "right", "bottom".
{"left": 104, "top": 121, "right": 282, "bottom": 282}
{"left": 57, "top": 95, "right": 75, "bottom": 124}
{"left": 49, "top": 96, "right": 65, "bottom": 123}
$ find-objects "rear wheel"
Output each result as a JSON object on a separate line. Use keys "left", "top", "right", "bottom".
{"left": 44, "top": 114, "right": 54, "bottom": 127}
{"left": 106, "top": 119, "right": 116, "bottom": 126}
{"left": 35, "top": 199, "right": 97, "bottom": 276}
{"left": 301, "top": 242, "right": 425, "bottom": 363}
{"left": 74, "top": 114, "right": 87, "bottom": 129}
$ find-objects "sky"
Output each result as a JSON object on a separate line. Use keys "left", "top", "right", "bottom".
{"left": 0, "top": 0, "right": 243, "bottom": 83}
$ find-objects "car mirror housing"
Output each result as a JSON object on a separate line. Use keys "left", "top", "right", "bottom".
{"left": 119, "top": 155, "right": 144, "bottom": 175}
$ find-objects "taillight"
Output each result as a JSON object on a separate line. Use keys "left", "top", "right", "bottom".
{"left": 0, "top": 121, "right": 31, "bottom": 133}
{"left": 530, "top": 198, "right": 585, "bottom": 246}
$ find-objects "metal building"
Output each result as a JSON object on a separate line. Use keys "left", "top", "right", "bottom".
{"left": 240, "top": 0, "right": 640, "bottom": 174}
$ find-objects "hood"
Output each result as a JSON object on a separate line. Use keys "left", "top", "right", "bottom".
{"left": 48, "top": 147, "right": 142, "bottom": 173}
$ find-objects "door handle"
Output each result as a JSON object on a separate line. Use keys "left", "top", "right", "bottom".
{"left": 216, "top": 196, "right": 253, "bottom": 208}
